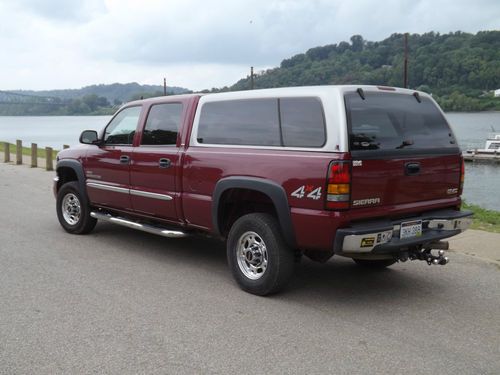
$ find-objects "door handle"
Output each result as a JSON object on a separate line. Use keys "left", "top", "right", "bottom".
{"left": 405, "top": 162, "right": 421, "bottom": 176}
{"left": 159, "top": 158, "right": 171, "bottom": 169}
{"left": 120, "top": 155, "right": 130, "bottom": 164}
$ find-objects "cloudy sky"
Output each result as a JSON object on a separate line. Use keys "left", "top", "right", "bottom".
{"left": 0, "top": 0, "right": 498, "bottom": 91}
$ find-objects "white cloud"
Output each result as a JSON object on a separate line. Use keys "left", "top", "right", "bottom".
{"left": 13, "top": 0, "right": 106, "bottom": 22}
{"left": 0, "top": 0, "right": 498, "bottom": 91}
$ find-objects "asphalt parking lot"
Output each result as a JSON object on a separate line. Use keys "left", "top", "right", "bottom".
{"left": 1, "top": 162, "right": 499, "bottom": 374}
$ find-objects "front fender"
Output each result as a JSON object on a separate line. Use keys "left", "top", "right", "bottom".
{"left": 55, "top": 159, "right": 87, "bottom": 197}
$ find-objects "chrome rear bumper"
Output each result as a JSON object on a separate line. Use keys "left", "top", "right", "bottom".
{"left": 334, "top": 209, "right": 473, "bottom": 254}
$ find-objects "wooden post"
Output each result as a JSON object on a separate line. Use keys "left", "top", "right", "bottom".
{"left": 45, "top": 147, "right": 53, "bottom": 171}
{"left": 16, "top": 140, "right": 22, "bottom": 165}
{"left": 31, "top": 143, "right": 38, "bottom": 168}
{"left": 3, "top": 142, "right": 9, "bottom": 162}
{"left": 250, "top": 66, "right": 254, "bottom": 90}
{"left": 63, "top": 144, "right": 70, "bottom": 149}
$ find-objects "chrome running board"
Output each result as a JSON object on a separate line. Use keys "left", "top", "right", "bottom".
{"left": 90, "top": 211, "right": 188, "bottom": 238}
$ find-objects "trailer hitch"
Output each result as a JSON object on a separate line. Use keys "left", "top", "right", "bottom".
{"left": 398, "top": 241, "right": 450, "bottom": 265}
{"left": 409, "top": 248, "right": 449, "bottom": 265}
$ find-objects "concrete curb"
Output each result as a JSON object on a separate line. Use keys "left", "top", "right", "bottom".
{"left": 449, "top": 229, "right": 500, "bottom": 266}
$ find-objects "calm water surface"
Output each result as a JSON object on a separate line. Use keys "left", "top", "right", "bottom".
{"left": 0, "top": 116, "right": 110, "bottom": 148}
{"left": 0, "top": 112, "right": 499, "bottom": 210}
{"left": 446, "top": 112, "right": 500, "bottom": 210}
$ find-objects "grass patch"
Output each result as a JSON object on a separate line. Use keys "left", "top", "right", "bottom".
{"left": 463, "top": 201, "right": 500, "bottom": 233}
{"left": 0, "top": 141, "right": 59, "bottom": 159}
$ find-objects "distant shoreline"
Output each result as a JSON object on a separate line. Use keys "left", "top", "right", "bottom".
{"left": 0, "top": 114, "right": 113, "bottom": 117}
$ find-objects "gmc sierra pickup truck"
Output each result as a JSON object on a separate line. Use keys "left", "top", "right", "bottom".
{"left": 54, "top": 85, "right": 472, "bottom": 295}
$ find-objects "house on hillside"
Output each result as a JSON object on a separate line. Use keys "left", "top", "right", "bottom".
{"left": 495, "top": 89, "right": 500, "bottom": 97}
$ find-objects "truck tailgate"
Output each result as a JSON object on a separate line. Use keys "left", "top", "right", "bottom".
{"left": 351, "top": 154, "right": 461, "bottom": 207}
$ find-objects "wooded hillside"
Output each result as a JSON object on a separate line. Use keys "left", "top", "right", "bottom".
{"left": 226, "top": 31, "right": 500, "bottom": 111}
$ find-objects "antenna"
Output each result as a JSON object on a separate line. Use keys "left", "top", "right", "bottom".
{"left": 403, "top": 33, "right": 409, "bottom": 88}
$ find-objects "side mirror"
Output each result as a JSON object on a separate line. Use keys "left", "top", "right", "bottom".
{"left": 79, "top": 130, "right": 99, "bottom": 145}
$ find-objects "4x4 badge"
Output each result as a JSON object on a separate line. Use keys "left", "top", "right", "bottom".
{"left": 291, "top": 185, "right": 322, "bottom": 200}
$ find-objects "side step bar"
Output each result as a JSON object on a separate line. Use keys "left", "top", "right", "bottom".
{"left": 90, "top": 211, "right": 188, "bottom": 238}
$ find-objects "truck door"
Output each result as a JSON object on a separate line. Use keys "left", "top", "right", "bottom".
{"left": 85, "top": 105, "right": 142, "bottom": 210}
{"left": 129, "top": 102, "right": 184, "bottom": 223}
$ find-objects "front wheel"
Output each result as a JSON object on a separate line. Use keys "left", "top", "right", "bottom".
{"left": 56, "top": 181, "right": 97, "bottom": 234}
{"left": 227, "top": 213, "right": 295, "bottom": 296}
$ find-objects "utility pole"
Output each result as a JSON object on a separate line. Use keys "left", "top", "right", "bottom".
{"left": 403, "top": 33, "right": 409, "bottom": 88}
{"left": 163, "top": 77, "right": 167, "bottom": 96}
{"left": 250, "top": 67, "right": 254, "bottom": 90}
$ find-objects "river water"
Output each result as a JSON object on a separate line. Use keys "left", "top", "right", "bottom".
{"left": 0, "top": 112, "right": 499, "bottom": 210}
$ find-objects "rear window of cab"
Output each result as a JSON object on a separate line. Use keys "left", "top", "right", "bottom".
{"left": 197, "top": 97, "right": 326, "bottom": 148}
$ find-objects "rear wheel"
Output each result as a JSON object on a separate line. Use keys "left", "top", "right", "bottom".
{"left": 56, "top": 181, "right": 97, "bottom": 234}
{"left": 353, "top": 258, "right": 397, "bottom": 269}
{"left": 227, "top": 213, "right": 295, "bottom": 296}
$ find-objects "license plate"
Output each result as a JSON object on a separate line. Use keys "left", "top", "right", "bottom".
{"left": 400, "top": 220, "right": 422, "bottom": 239}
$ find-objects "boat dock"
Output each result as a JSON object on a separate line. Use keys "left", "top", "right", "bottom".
{"left": 463, "top": 151, "right": 500, "bottom": 163}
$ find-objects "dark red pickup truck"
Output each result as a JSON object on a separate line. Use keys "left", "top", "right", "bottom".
{"left": 54, "top": 85, "right": 472, "bottom": 295}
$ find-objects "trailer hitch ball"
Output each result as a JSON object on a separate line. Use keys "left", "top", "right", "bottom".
{"left": 408, "top": 247, "right": 449, "bottom": 266}
{"left": 427, "top": 251, "right": 449, "bottom": 266}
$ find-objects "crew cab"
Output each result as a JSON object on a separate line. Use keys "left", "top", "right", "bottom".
{"left": 54, "top": 85, "right": 472, "bottom": 295}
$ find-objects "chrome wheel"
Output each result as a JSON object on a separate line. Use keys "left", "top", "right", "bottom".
{"left": 61, "top": 193, "right": 81, "bottom": 225}
{"left": 237, "top": 231, "right": 268, "bottom": 280}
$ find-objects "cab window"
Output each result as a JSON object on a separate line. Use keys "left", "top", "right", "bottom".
{"left": 141, "top": 103, "right": 183, "bottom": 145}
{"left": 104, "top": 106, "right": 142, "bottom": 145}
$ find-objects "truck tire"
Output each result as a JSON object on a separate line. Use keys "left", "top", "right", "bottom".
{"left": 227, "top": 213, "right": 295, "bottom": 296}
{"left": 56, "top": 181, "right": 97, "bottom": 234}
{"left": 353, "top": 258, "right": 397, "bottom": 269}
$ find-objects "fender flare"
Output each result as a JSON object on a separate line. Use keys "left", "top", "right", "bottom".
{"left": 56, "top": 159, "right": 87, "bottom": 196}
{"left": 212, "top": 176, "right": 296, "bottom": 248}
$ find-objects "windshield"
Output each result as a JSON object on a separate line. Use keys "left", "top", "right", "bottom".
{"left": 345, "top": 91, "right": 458, "bottom": 155}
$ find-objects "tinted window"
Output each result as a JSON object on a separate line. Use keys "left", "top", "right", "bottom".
{"left": 104, "top": 106, "right": 141, "bottom": 145}
{"left": 280, "top": 97, "right": 326, "bottom": 147}
{"left": 345, "top": 92, "right": 457, "bottom": 152}
{"left": 197, "top": 99, "right": 281, "bottom": 146}
{"left": 197, "top": 97, "right": 326, "bottom": 148}
{"left": 142, "top": 103, "right": 183, "bottom": 145}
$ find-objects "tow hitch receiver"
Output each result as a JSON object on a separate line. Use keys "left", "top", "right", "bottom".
{"left": 409, "top": 249, "right": 449, "bottom": 265}
{"left": 398, "top": 241, "right": 450, "bottom": 266}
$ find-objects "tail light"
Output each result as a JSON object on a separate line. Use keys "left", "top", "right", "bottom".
{"left": 458, "top": 157, "right": 465, "bottom": 195}
{"left": 326, "top": 161, "right": 351, "bottom": 210}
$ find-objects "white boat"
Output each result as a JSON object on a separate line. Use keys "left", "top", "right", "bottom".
{"left": 464, "top": 133, "right": 500, "bottom": 163}
{"left": 466, "top": 133, "right": 500, "bottom": 154}
{"left": 483, "top": 134, "right": 500, "bottom": 152}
